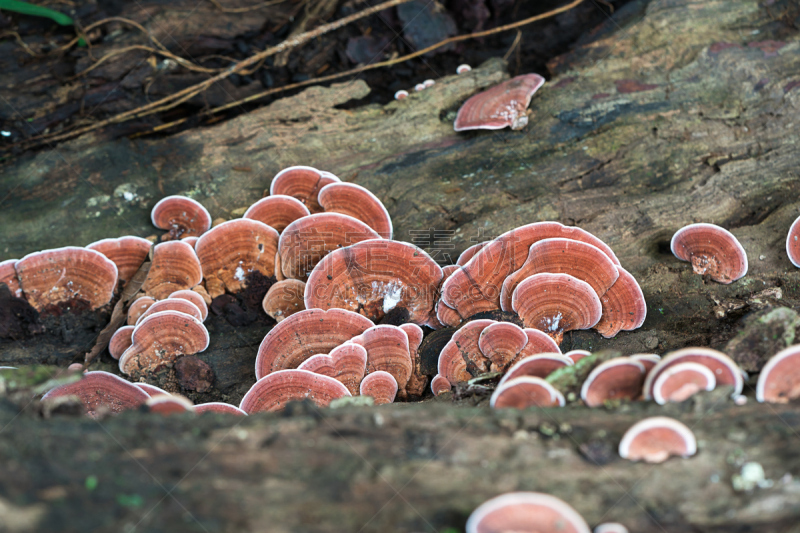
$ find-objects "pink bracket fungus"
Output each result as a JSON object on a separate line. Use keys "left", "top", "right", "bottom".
{"left": 195, "top": 218, "right": 279, "bottom": 298}
{"left": 296, "top": 343, "right": 368, "bottom": 396}
{"left": 119, "top": 310, "right": 210, "bottom": 376}
{"left": 195, "top": 402, "right": 247, "bottom": 415}
{"left": 305, "top": 239, "right": 443, "bottom": 327}
{"left": 436, "top": 300, "right": 463, "bottom": 328}
{"left": 142, "top": 241, "right": 203, "bottom": 300}
{"left": 151, "top": 195, "right": 212, "bottom": 240}
{"left": 135, "top": 297, "right": 204, "bottom": 324}
{"left": 491, "top": 376, "right": 566, "bottom": 409}
{"left": 399, "top": 322, "right": 428, "bottom": 397}
{"left": 255, "top": 308, "right": 374, "bottom": 379}
{"left": 181, "top": 236, "right": 199, "bottom": 247}
{"left": 511, "top": 273, "right": 603, "bottom": 344}
{"left": 565, "top": 349, "right": 592, "bottom": 364}
{"left": 501, "top": 238, "right": 619, "bottom": 313}
{"left": 359, "top": 370, "right": 398, "bottom": 404}
{"left": 437, "top": 319, "right": 496, "bottom": 384}
{"left": 478, "top": 321, "right": 528, "bottom": 372}
{"left": 262, "top": 279, "right": 306, "bottom": 322}
{"left": 239, "top": 369, "right": 351, "bottom": 413}
{"left": 86, "top": 236, "right": 151, "bottom": 283}
{"left": 279, "top": 213, "right": 380, "bottom": 281}
{"left": 580, "top": 357, "right": 646, "bottom": 408}
{"left": 594, "top": 524, "right": 629, "bottom": 533}
{"left": 146, "top": 394, "right": 195, "bottom": 415}
{"left": 136, "top": 383, "right": 171, "bottom": 397}
{"left": 786, "top": 215, "right": 800, "bottom": 268}
{"left": 517, "top": 328, "right": 562, "bottom": 358}
{"left": 456, "top": 64, "right": 472, "bottom": 74}
{"left": 466, "top": 492, "right": 590, "bottom": 533}
{"left": 652, "top": 361, "right": 716, "bottom": 404}
{"left": 670, "top": 223, "right": 748, "bottom": 283}
{"left": 499, "top": 353, "right": 572, "bottom": 387}
{"left": 269, "top": 166, "right": 340, "bottom": 214}
{"left": 454, "top": 73, "right": 546, "bottom": 132}
{"left": 169, "top": 289, "right": 208, "bottom": 321}
{"left": 441, "top": 265, "right": 459, "bottom": 279}
{"left": 109, "top": 325, "right": 135, "bottom": 360}
{"left": 618, "top": 416, "right": 697, "bottom": 463}
{"left": 456, "top": 241, "right": 488, "bottom": 266}
{"left": 394, "top": 90, "right": 408, "bottom": 100}
{"left": 593, "top": 267, "right": 647, "bottom": 338}
{"left": 414, "top": 83, "right": 426, "bottom": 92}
{"left": 756, "top": 345, "right": 800, "bottom": 403}
{"left": 350, "top": 325, "right": 413, "bottom": 395}
{"left": 629, "top": 353, "right": 660, "bottom": 373}
{"left": 127, "top": 296, "right": 156, "bottom": 325}
{"left": 15, "top": 246, "right": 118, "bottom": 312}
{"left": 431, "top": 374, "right": 452, "bottom": 396}
{"left": 0, "top": 259, "right": 23, "bottom": 298}
{"left": 318, "top": 182, "right": 393, "bottom": 239}
{"left": 423, "top": 79, "right": 435, "bottom": 88}
{"left": 643, "top": 347, "right": 743, "bottom": 400}
{"left": 243, "top": 195, "right": 311, "bottom": 233}
{"left": 42, "top": 371, "right": 149, "bottom": 417}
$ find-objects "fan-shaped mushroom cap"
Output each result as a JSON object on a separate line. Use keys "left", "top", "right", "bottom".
{"left": 243, "top": 195, "right": 311, "bottom": 233}
{"left": 42, "top": 371, "right": 148, "bottom": 417}
{"left": 442, "top": 222, "right": 619, "bottom": 319}
{"left": 466, "top": 492, "right": 590, "bottom": 533}
{"left": 454, "top": 74, "right": 546, "bottom": 132}
{"left": 491, "top": 376, "right": 565, "bottom": 409}
{"left": 441, "top": 265, "right": 460, "bottom": 279}
{"left": 786, "top": 216, "right": 800, "bottom": 268}
{"left": 643, "top": 347, "right": 743, "bottom": 400}
{"left": 400, "top": 322, "right": 428, "bottom": 396}
{"left": 630, "top": 353, "right": 660, "bottom": 372}
{"left": 516, "top": 329, "right": 562, "bottom": 360}
{"left": 119, "top": 310, "right": 210, "bottom": 376}
{"left": 136, "top": 298, "right": 203, "bottom": 324}
{"left": 652, "top": 362, "right": 716, "bottom": 405}
{"left": 359, "top": 370, "right": 398, "bottom": 404}
{"left": 255, "top": 308, "right": 374, "bottom": 379}
{"left": 262, "top": 279, "right": 306, "bottom": 322}
{"left": 195, "top": 219, "right": 279, "bottom": 297}
{"left": 109, "top": 325, "right": 135, "bottom": 360}
{"left": 499, "top": 353, "right": 572, "bottom": 387}
{"left": 594, "top": 523, "right": 629, "bottom": 533}
{"left": 151, "top": 195, "right": 212, "bottom": 239}
{"left": 580, "top": 357, "right": 646, "bottom": 408}
{"left": 565, "top": 350, "right": 592, "bottom": 364}
{"left": 431, "top": 374, "right": 452, "bottom": 396}
{"left": 135, "top": 383, "right": 170, "bottom": 397}
{"left": 169, "top": 290, "right": 208, "bottom": 321}
{"left": 670, "top": 223, "right": 748, "bottom": 284}
{"left": 146, "top": 394, "right": 195, "bottom": 415}
{"left": 240, "top": 369, "right": 351, "bottom": 413}
{"left": 296, "top": 343, "right": 368, "bottom": 395}
{"left": 181, "top": 236, "right": 199, "bottom": 247}
{"left": 478, "top": 322, "right": 528, "bottom": 372}
{"left": 756, "top": 345, "right": 800, "bottom": 403}
{"left": 594, "top": 267, "right": 647, "bottom": 338}
{"left": 318, "top": 182, "right": 393, "bottom": 239}
{"left": 619, "top": 417, "right": 697, "bottom": 463}
{"left": 305, "top": 239, "right": 443, "bottom": 326}
{"left": 142, "top": 241, "right": 202, "bottom": 300}
{"left": 0, "top": 259, "right": 22, "bottom": 298}
{"left": 501, "top": 238, "right": 619, "bottom": 312}
{"left": 351, "top": 325, "right": 413, "bottom": 392}
{"left": 438, "top": 319, "right": 495, "bottom": 384}
{"left": 394, "top": 90, "right": 408, "bottom": 100}
{"left": 127, "top": 296, "right": 156, "bottom": 325}
{"left": 436, "top": 300, "right": 462, "bottom": 327}
{"left": 512, "top": 273, "right": 603, "bottom": 343}
{"left": 457, "top": 242, "right": 488, "bottom": 267}
{"left": 195, "top": 402, "right": 247, "bottom": 415}
{"left": 456, "top": 64, "right": 472, "bottom": 74}
{"left": 269, "top": 166, "right": 340, "bottom": 213}
{"left": 279, "top": 213, "right": 380, "bottom": 281}
{"left": 400, "top": 323, "right": 423, "bottom": 353}
{"left": 86, "top": 236, "right": 151, "bottom": 283}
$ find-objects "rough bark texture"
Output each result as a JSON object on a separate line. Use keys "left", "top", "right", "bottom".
{"left": 1, "top": 0, "right": 800, "bottom": 531}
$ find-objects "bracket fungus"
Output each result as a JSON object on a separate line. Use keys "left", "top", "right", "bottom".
{"left": 456, "top": 241, "right": 488, "bottom": 266}
{"left": 436, "top": 300, "right": 463, "bottom": 328}
{"left": 15, "top": 246, "right": 118, "bottom": 311}
{"left": 150, "top": 195, "right": 212, "bottom": 240}
{"left": 146, "top": 394, "right": 195, "bottom": 415}
{"left": 169, "top": 289, "right": 208, "bottom": 321}
{"left": 652, "top": 361, "right": 716, "bottom": 404}
{"left": 454, "top": 73, "right": 546, "bottom": 132}
{"left": 86, "top": 236, "right": 151, "bottom": 283}
{"left": 594, "top": 524, "right": 629, "bottom": 533}
{"left": 109, "top": 325, "right": 135, "bottom": 360}
{"left": 296, "top": 343, "right": 368, "bottom": 396}
{"left": 394, "top": 90, "right": 408, "bottom": 100}
{"left": 670, "top": 223, "right": 748, "bottom": 283}
{"left": 136, "top": 383, "right": 170, "bottom": 397}
{"left": 0, "top": 259, "right": 22, "bottom": 298}
{"left": 565, "top": 349, "right": 592, "bottom": 364}
{"left": 643, "top": 347, "right": 743, "bottom": 400}
{"left": 262, "top": 279, "right": 306, "bottom": 322}
{"left": 619, "top": 417, "right": 697, "bottom": 463}
{"left": 127, "top": 296, "right": 156, "bottom": 325}
{"left": 478, "top": 321, "right": 528, "bottom": 371}
{"left": 491, "top": 376, "right": 566, "bottom": 409}
{"left": 580, "top": 357, "right": 646, "bottom": 408}
{"left": 243, "top": 195, "right": 311, "bottom": 233}
{"left": 350, "top": 325, "right": 413, "bottom": 395}
{"left": 786, "top": 215, "right": 800, "bottom": 268}
{"left": 359, "top": 370, "right": 398, "bottom": 404}
{"left": 142, "top": 241, "right": 203, "bottom": 300}
{"left": 756, "top": 345, "right": 800, "bottom": 403}
{"left": 593, "top": 267, "right": 647, "bottom": 338}
{"left": 499, "top": 353, "right": 572, "bottom": 387}
{"left": 431, "top": 374, "right": 452, "bottom": 396}
{"left": 269, "top": 166, "right": 340, "bottom": 213}
{"left": 42, "top": 371, "right": 149, "bottom": 417}
{"left": 195, "top": 402, "right": 247, "bottom": 415}
{"left": 239, "top": 369, "right": 351, "bottom": 413}
{"left": 318, "top": 182, "right": 393, "bottom": 239}
{"left": 305, "top": 239, "right": 443, "bottom": 327}
{"left": 437, "top": 319, "right": 496, "bottom": 384}
{"left": 135, "top": 297, "right": 203, "bottom": 324}
{"left": 466, "top": 492, "right": 590, "bottom": 533}
{"left": 630, "top": 353, "right": 660, "bottom": 372}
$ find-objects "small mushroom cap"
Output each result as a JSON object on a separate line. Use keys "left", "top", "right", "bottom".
{"left": 194, "top": 402, "right": 247, "bottom": 415}
{"left": 262, "top": 279, "right": 306, "bottom": 322}
{"left": 499, "top": 353, "right": 572, "bottom": 387}
{"left": 516, "top": 329, "right": 562, "bottom": 361}
{"left": 255, "top": 308, "right": 374, "bottom": 379}
{"left": 351, "top": 325, "right": 413, "bottom": 392}
{"left": 756, "top": 345, "right": 800, "bottom": 403}
{"left": 501, "top": 238, "right": 619, "bottom": 312}
{"left": 438, "top": 319, "right": 495, "bottom": 384}
{"left": 42, "top": 371, "right": 149, "bottom": 417}
{"left": 490, "top": 376, "right": 565, "bottom": 409}
{"left": 243, "top": 195, "right": 311, "bottom": 233}
{"left": 456, "top": 241, "right": 488, "bottom": 266}
{"left": 565, "top": 350, "right": 592, "bottom": 363}
{"left": 146, "top": 394, "right": 195, "bottom": 415}
{"left": 466, "top": 492, "right": 591, "bottom": 533}
{"left": 431, "top": 374, "right": 452, "bottom": 396}
{"left": 127, "top": 296, "right": 156, "bottom": 325}
{"left": 594, "top": 523, "right": 629, "bottom": 533}
{"left": 619, "top": 416, "right": 697, "bottom": 463}
{"left": 512, "top": 273, "right": 603, "bottom": 343}
{"left": 135, "top": 383, "right": 171, "bottom": 397}
{"left": 142, "top": 241, "right": 203, "bottom": 300}
{"left": 643, "top": 347, "right": 743, "bottom": 400}
{"left": 239, "top": 369, "right": 351, "bottom": 413}
{"left": 297, "top": 353, "right": 336, "bottom": 376}
{"left": 414, "top": 83, "right": 426, "bottom": 92}
{"left": 86, "top": 236, "right": 151, "bottom": 282}
{"left": 269, "top": 166, "right": 340, "bottom": 213}
{"left": 109, "top": 325, "right": 135, "bottom": 360}
{"left": 580, "top": 357, "right": 646, "bottom": 408}
{"left": 16, "top": 247, "right": 118, "bottom": 311}
{"left": 436, "top": 299, "right": 463, "bottom": 328}
{"left": 670, "top": 223, "right": 748, "bottom": 283}
{"left": 652, "top": 362, "right": 716, "bottom": 405}
{"left": 359, "top": 370, "right": 398, "bottom": 405}
{"left": 169, "top": 289, "right": 208, "bottom": 321}
{"left": 135, "top": 297, "right": 204, "bottom": 324}
{"left": 454, "top": 73, "right": 545, "bottom": 132}
{"left": 0, "top": 259, "right": 22, "bottom": 298}
{"left": 629, "top": 353, "right": 660, "bottom": 372}
{"left": 456, "top": 64, "right": 472, "bottom": 74}
{"left": 150, "top": 195, "right": 212, "bottom": 239}
{"left": 305, "top": 239, "right": 443, "bottom": 326}
{"left": 279, "top": 213, "right": 380, "bottom": 281}
{"left": 593, "top": 267, "right": 647, "bottom": 338}
{"left": 181, "top": 236, "right": 199, "bottom": 247}
{"left": 296, "top": 343, "right": 368, "bottom": 396}
{"left": 478, "top": 321, "right": 528, "bottom": 372}
{"left": 394, "top": 90, "right": 409, "bottom": 100}
{"left": 318, "top": 182, "right": 393, "bottom": 239}
{"left": 786, "top": 215, "right": 800, "bottom": 268}
{"left": 399, "top": 323, "right": 424, "bottom": 354}
{"left": 195, "top": 218, "right": 279, "bottom": 297}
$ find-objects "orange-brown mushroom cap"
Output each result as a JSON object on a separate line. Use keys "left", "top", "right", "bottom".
{"left": 262, "top": 279, "right": 306, "bottom": 322}
{"left": 670, "top": 223, "right": 747, "bottom": 283}
{"left": 135, "top": 383, "right": 170, "bottom": 397}
{"left": 127, "top": 296, "right": 156, "bottom": 325}
{"left": 643, "top": 347, "right": 743, "bottom": 400}
{"left": 580, "top": 357, "right": 646, "bottom": 408}
{"left": 478, "top": 321, "right": 528, "bottom": 372}
{"left": 437, "top": 319, "right": 495, "bottom": 384}
{"left": 431, "top": 374, "right": 452, "bottom": 396}
{"left": 318, "top": 182, "right": 393, "bottom": 239}
{"left": 239, "top": 369, "right": 351, "bottom": 413}
{"left": 169, "top": 289, "right": 208, "bottom": 321}
{"left": 0, "top": 259, "right": 22, "bottom": 298}
{"left": 136, "top": 297, "right": 203, "bottom": 324}
{"left": 436, "top": 300, "right": 463, "bottom": 328}
{"left": 499, "top": 353, "right": 572, "bottom": 387}
{"left": 652, "top": 362, "right": 716, "bottom": 404}
{"left": 142, "top": 241, "right": 203, "bottom": 300}
{"left": 490, "top": 376, "right": 566, "bottom": 409}
{"left": 786, "top": 215, "right": 800, "bottom": 268}
{"left": 454, "top": 73, "right": 546, "bottom": 132}
{"left": 756, "top": 345, "right": 800, "bottom": 403}
{"left": 359, "top": 370, "right": 398, "bottom": 404}
{"left": 630, "top": 353, "right": 660, "bottom": 373}
{"left": 466, "top": 492, "right": 591, "bottom": 533}
{"left": 109, "top": 325, "right": 135, "bottom": 360}
{"left": 456, "top": 241, "right": 488, "bottom": 267}
{"left": 86, "top": 236, "right": 151, "bottom": 283}
{"left": 351, "top": 325, "right": 413, "bottom": 393}
{"left": 243, "top": 195, "right": 311, "bottom": 233}
{"left": 594, "top": 267, "right": 647, "bottom": 338}
{"left": 296, "top": 343, "right": 368, "bottom": 396}
{"left": 146, "top": 394, "right": 195, "bottom": 415}
{"left": 42, "top": 371, "right": 149, "bottom": 417}
{"left": 151, "top": 195, "right": 212, "bottom": 239}
{"left": 269, "top": 166, "right": 340, "bottom": 214}
{"left": 618, "top": 416, "right": 696, "bottom": 463}
{"left": 515, "top": 329, "right": 562, "bottom": 361}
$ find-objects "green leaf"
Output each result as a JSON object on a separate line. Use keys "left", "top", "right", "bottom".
{"left": 0, "top": 0, "right": 74, "bottom": 26}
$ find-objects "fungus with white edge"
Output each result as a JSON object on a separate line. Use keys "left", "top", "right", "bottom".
{"left": 150, "top": 195, "right": 212, "bottom": 240}
{"left": 490, "top": 376, "right": 565, "bottom": 409}
{"left": 580, "top": 357, "right": 646, "bottom": 408}
{"left": 670, "top": 223, "right": 747, "bottom": 283}
{"left": 756, "top": 345, "right": 800, "bottom": 403}
{"left": 454, "top": 73, "right": 545, "bottom": 132}
{"left": 394, "top": 90, "right": 408, "bottom": 100}
{"left": 466, "top": 492, "right": 591, "bottom": 533}
{"left": 786, "top": 215, "right": 800, "bottom": 268}
{"left": 618, "top": 416, "right": 697, "bottom": 463}
{"left": 652, "top": 361, "right": 716, "bottom": 405}
{"left": 42, "top": 371, "right": 149, "bottom": 418}
{"left": 456, "top": 64, "right": 471, "bottom": 74}
{"left": 239, "top": 369, "right": 351, "bottom": 413}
